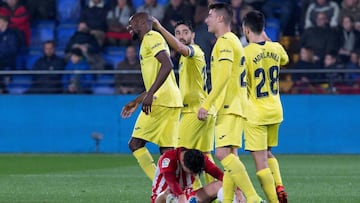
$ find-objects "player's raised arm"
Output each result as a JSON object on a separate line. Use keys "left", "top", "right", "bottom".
{"left": 141, "top": 50, "right": 173, "bottom": 114}
{"left": 152, "top": 17, "right": 190, "bottom": 57}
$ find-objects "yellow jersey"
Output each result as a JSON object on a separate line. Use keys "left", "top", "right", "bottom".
{"left": 179, "top": 44, "right": 213, "bottom": 113}
{"left": 202, "top": 32, "right": 246, "bottom": 116}
{"left": 140, "top": 30, "right": 182, "bottom": 107}
{"left": 244, "top": 41, "right": 289, "bottom": 125}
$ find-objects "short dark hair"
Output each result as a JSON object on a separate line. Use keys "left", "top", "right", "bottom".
{"left": 208, "top": 2, "right": 233, "bottom": 25}
{"left": 183, "top": 149, "right": 205, "bottom": 175}
{"left": 175, "top": 20, "right": 193, "bottom": 32}
{"left": 43, "top": 40, "right": 56, "bottom": 47}
{"left": 242, "top": 10, "right": 265, "bottom": 35}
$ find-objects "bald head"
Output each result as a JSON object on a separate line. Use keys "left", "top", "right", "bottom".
{"left": 128, "top": 12, "right": 153, "bottom": 40}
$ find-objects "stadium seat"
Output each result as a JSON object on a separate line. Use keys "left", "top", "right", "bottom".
{"left": 30, "top": 20, "right": 56, "bottom": 48}
{"left": 56, "top": 24, "right": 77, "bottom": 49}
{"left": 56, "top": 0, "right": 81, "bottom": 23}
{"left": 157, "top": 0, "right": 168, "bottom": 6}
{"left": 103, "top": 46, "right": 126, "bottom": 55}
{"left": 103, "top": 53, "right": 125, "bottom": 69}
{"left": 25, "top": 54, "right": 42, "bottom": 70}
{"left": 92, "top": 74, "right": 115, "bottom": 94}
{"left": 6, "top": 75, "right": 32, "bottom": 94}
{"left": 132, "top": 0, "right": 144, "bottom": 9}
{"left": 265, "top": 18, "right": 280, "bottom": 42}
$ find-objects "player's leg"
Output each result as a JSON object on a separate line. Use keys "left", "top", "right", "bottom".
{"left": 245, "top": 122, "right": 278, "bottom": 203}
{"left": 178, "top": 113, "right": 215, "bottom": 187}
{"left": 131, "top": 106, "right": 179, "bottom": 181}
{"left": 267, "top": 123, "right": 288, "bottom": 203}
{"left": 154, "top": 188, "right": 171, "bottom": 203}
{"left": 216, "top": 115, "right": 262, "bottom": 203}
{"left": 129, "top": 137, "right": 156, "bottom": 180}
{"left": 195, "top": 180, "right": 222, "bottom": 203}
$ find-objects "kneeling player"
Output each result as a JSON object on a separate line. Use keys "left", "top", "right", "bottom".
{"left": 151, "top": 148, "right": 245, "bottom": 203}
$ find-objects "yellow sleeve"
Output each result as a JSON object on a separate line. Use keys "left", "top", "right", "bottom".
{"left": 202, "top": 59, "right": 232, "bottom": 110}
{"left": 149, "top": 33, "right": 168, "bottom": 57}
{"left": 278, "top": 43, "right": 289, "bottom": 66}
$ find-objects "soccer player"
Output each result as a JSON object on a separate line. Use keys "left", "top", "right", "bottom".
{"left": 198, "top": 3, "right": 264, "bottom": 203}
{"left": 151, "top": 148, "right": 245, "bottom": 203}
{"left": 121, "top": 12, "right": 182, "bottom": 181}
{"left": 242, "top": 10, "right": 289, "bottom": 203}
{"left": 151, "top": 18, "right": 216, "bottom": 184}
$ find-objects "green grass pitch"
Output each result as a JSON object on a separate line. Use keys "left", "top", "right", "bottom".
{"left": 0, "top": 154, "right": 359, "bottom": 203}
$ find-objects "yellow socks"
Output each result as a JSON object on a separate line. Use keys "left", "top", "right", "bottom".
{"left": 222, "top": 170, "right": 236, "bottom": 203}
{"left": 220, "top": 154, "right": 261, "bottom": 203}
{"left": 204, "top": 153, "right": 215, "bottom": 184}
{"left": 133, "top": 147, "right": 156, "bottom": 180}
{"left": 268, "top": 157, "right": 283, "bottom": 187}
{"left": 256, "top": 168, "right": 278, "bottom": 203}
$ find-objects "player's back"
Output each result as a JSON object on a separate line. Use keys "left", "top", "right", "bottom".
{"left": 211, "top": 32, "right": 246, "bottom": 116}
{"left": 244, "top": 41, "right": 289, "bottom": 125}
{"left": 179, "top": 44, "right": 208, "bottom": 113}
{"left": 140, "top": 30, "right": 182, "bottom": 108}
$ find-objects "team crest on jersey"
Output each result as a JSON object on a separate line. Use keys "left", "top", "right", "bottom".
{"left": 162, "top": 158, "right": 170, "bottom": 168}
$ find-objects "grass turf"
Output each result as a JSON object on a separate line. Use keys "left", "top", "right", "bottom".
{"left": 0, "top": 154, "right": 359, "bottom": 203}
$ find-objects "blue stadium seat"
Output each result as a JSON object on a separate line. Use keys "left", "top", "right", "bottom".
{"left": 103, "top": 46, "right": 126, "bottom": 55}
{"left": 132, "top": 0, "right": 144, "bottom": 9}
{"left": 265, "top": 18, "right": 280, "bottom": 42}
{"left": 92, "top": 74, "right": 115, "bottom": 94}
{"left": 56, "top": 0, "right": 81, "bottom": 23}
{"left": 25, "top": 54, "right": 42, "bottom": 70}
{"left": 103, "top": 53, "right": 125, "bottom": 69}
{"left": 157, "top": 0, "right": 168, "bottom": 6}
{"left": 30, "top": 20, "right": 56, "bottom": 48}
{"left": 6, "top": 75, "right": 32, "bottom": 94}
{"left": 56, "top": 24, "right": 77, "bottom": 49}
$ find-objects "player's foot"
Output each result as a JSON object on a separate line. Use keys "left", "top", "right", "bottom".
{"left": 276, "top": 185, "right": 288, "bottom": 203}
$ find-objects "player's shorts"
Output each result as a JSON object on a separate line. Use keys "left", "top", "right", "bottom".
{"left": 244, "top": 122, "right": 280, "bottom": 151}
{"left": 177, "top": 112, "right": 215, "bottom": 152}
{"left": 215, "top": 114, "right": 244, "bottom": 148}
{"left": 132, "top": 105, "right": 181, "bottom": 147}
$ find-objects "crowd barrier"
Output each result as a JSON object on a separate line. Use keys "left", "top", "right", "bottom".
{"left": 0, "top": 95, "right": 359, "bottom": 154}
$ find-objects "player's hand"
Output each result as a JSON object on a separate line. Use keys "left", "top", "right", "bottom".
{"left": 121, "top": 100, "right": 139, "bottom": 118}
{"left": 177, "top": 194, "right": 187, "bottom": 203}
{"left": 142, "top": 92, "right": 154, "bottom": 115}
{"left": 235, "top": 188, "right": 246, "bottom": 203}
{"left": 197, "top": 107, "right": 208, "bottom": 121}
{"left": 152, "top": 17, "right": 161, "bottom": 30}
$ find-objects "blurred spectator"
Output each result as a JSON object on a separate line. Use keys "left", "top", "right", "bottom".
{"left": 65, "top": 22, "right": 105, "bottom": 70}
{"left": 0, "top": 15, "right": 20, "bottom": 93}
{"left": 63, "top": 48, "right": 94, "bottom": 94}
{"left": 162, "top": 0, "right": 194, "bottom": 34}
{"left": 304, "top": 0, "right": 339, "bottom": 29}
{"left": 26, "top": 41, "right": 65, "bottom": 94}
{"left": 232, "top": 0, "right": 253, "bottom": 37}
{"left": 137, "top": 0, "right": 165, "bottom": 22}
{"left": 193, "top": 0, "right": 216, "bottom": 69}
{"left": 319, "top": 51, "right": 344, "bottom": 93}
{"left": 339, "top": 0, "right": 360, "bottom": 32}
{"left": 262, "top": 0, "right": 294, "bottom": 35}
{"left": 106, "top": 0, "right": 134, "bottom": 46}
{"left": 80, "top": 0, "right": 110, "bottom": 47}
{"left": 344, "top": 50, "right": 360, "bottom": 85}
{"left": 0, "top": 0, "right": 30, "bottom": 46}
{"left": 291, "top": 46, "right": 324, "bottom": 94}
{"left": 337, "top": 15, "right": 360, "bottom": 63}
{"left": 26, "top": 0, "right": 56, "bottom": 21}
{"left": 243, "top": 0, "right": 265, "bottom": 10}
{"left": 115, "top": 45, "right": 143, "bottom": 94}
{"left": 300, "top": 12, "right": 339, "bottom": 62}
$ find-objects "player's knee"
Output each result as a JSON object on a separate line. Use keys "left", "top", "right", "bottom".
{"left": 128, "top": 138, "right": 146, "bottom": 152}
{"left": 215, "top": 151, "right": 227, "bottom": 161}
